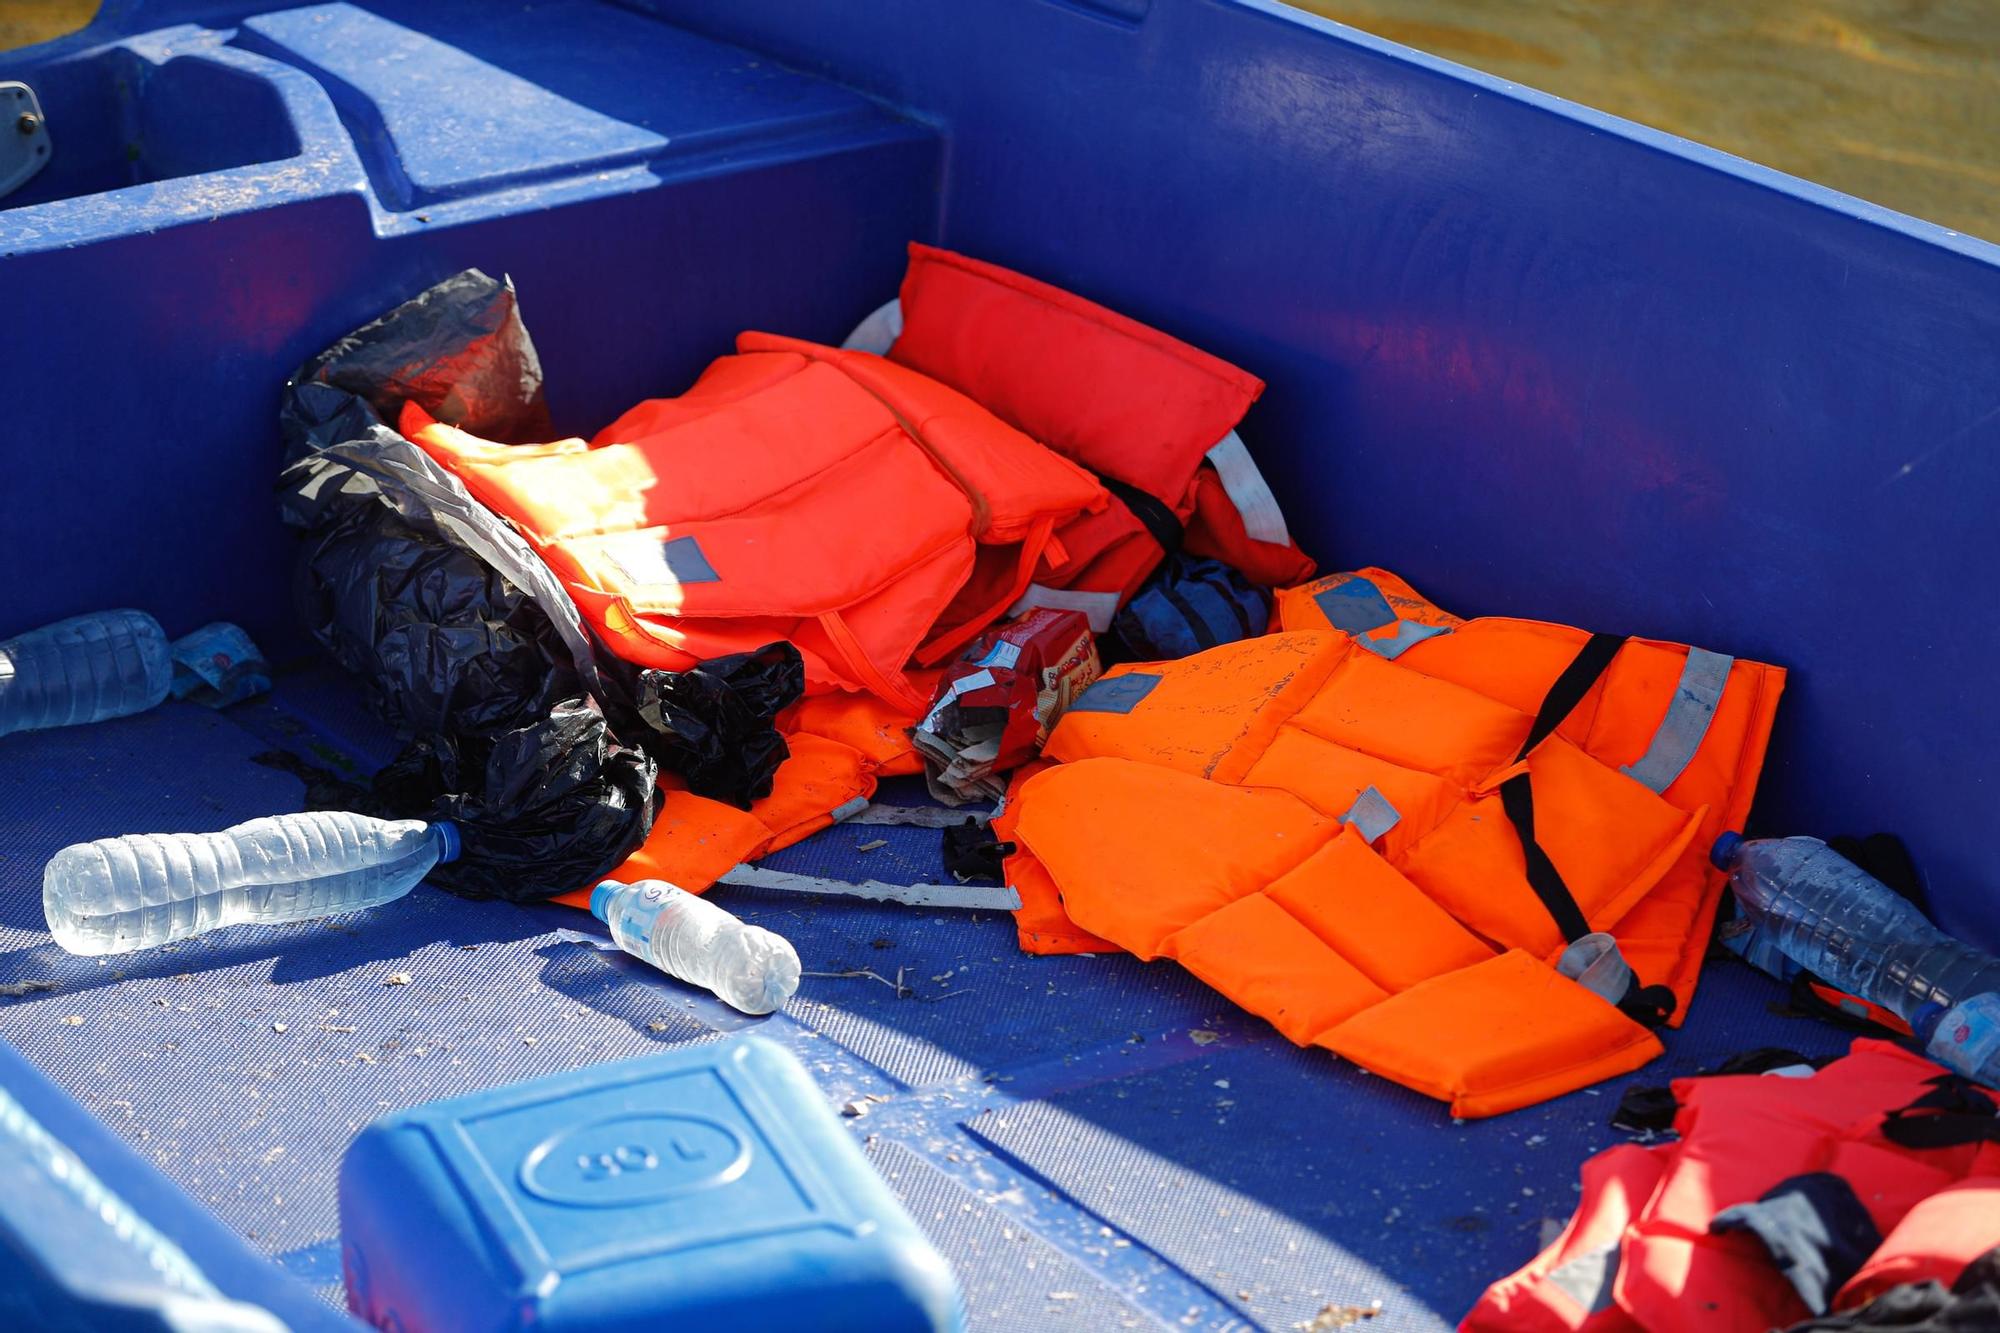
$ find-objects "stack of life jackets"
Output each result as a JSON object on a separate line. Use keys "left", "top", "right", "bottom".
{"left": 403, "top": 243, "right": 1312, "bottom": 897}
{"left": 1464, "top": 1040, "right": 2000, "bottom": 1332}
{"left": 996, "top": 568, "right": 1786, "bottom": 1115}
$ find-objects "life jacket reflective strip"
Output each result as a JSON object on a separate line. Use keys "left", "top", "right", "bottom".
{"left": 1004, "top": 569, "right": 1784, "bottom": 1115}
{"left": 1465, "top": 1041, "right": 2000, "bottom": 1333}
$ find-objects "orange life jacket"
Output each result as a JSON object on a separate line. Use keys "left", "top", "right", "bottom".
{"left": 406, "top": 335, "right": 1105, "bottom": 713}
{"left": 407, "top": 244, "right": 1311, "bottom": 900}
{"left": 1464, "top": 1040, "right": 2000, "bottom": 1332}
{"left": 1002, "top": 568, "right": 1785, "bottom": 1115}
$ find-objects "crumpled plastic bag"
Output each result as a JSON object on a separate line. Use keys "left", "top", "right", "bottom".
{"left": 273, "top": 271, "right": 652, "bottom": 896}
{"left": 264, "top": 698, "right": 657, "bottom": 903}
{"left": 636, "top": 642, "right": 802, "bottom": 809}
{"left": 288, "top": 267, "right": 552, "bottom": 446}
{"left": 277, "top": 272, "right": 603, "bottom": 701}
{"left": 292, "top": 493, "right": 578, "bottom": 738}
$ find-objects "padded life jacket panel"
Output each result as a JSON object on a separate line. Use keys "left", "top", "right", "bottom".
{"left": 1004, "top": 569, "right": 1785, "bottom": 1115}
{"left": 1836, "top": 1176, "right": 2000, "bottom": 1309}
{"left": 889, "top": 243, "right": 1313, "bottom": 628}
{"left": 407, "top": 336, "right": 1104, "bottom": 711}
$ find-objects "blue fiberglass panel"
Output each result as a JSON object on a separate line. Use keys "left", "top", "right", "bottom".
{"left": 0, "top": 667, "right": 1859, "bottom": 1331}
{"left": 634, "top": 0, "right": 2000, "bottom": 949}
{"left": 0, "top": 1, "right": 940, "bottom": 672}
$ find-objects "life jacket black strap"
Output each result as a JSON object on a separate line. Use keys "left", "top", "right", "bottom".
{"left": 1880, "top": 1074, "right": 2000, "bottom": 1149}
{"left": 1503, "top": 632, "right": 1627, "bottom": 941}
{"left": 1097, "top": 473, "right": 1184, "bottom": 555}
{"left": 1502, "top": 631, "right": 1677, "bottom": 1027}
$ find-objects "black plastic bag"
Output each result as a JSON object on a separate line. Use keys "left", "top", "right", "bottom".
{"left": 288, "top": 268, "right": 552, "bottom": 446}
{"left": 277, "top": 272, "right": 604, "bottom": 701}
{"left": 635, "top": 643, "right": 802, "bottom": 809}
{"left": 265, "top": 698, "right": 657, "bottom": 903}
{"left": 272, "top": 271, "right": 653, "bottom": 897}
{"left": 294, "top": 498, "right": 578, "bottom": 738}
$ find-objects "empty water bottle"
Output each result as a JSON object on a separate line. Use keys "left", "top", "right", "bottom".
{"left": 591, "top": 880, "right": 800, "bottom": 1015}
{"left": 44, "top": 811, "right": 460, "bottom": 956}
{"left": 1712, "top": 833, "right": 2000, "bottom": 1026}
{"left": 0, "top": 609, "right": 172, "bottom": 738}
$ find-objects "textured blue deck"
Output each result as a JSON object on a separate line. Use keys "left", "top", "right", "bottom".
{"left": 0, "top": 666, "right": 1856, "bottom": 1330}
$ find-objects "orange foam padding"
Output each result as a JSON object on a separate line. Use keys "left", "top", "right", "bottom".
{"left": 1319, "top": 950, "right": 1663, "bottom": 1119}
{"left": 996, "top": 762, "right": 1120, "bottom": 956}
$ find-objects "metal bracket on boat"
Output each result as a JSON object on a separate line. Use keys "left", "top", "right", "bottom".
{"left": 716, "top": 863, "right": 1021, "bottom": 911}
{"left": 0, "top": 83, "right": 51, "bottom": 201}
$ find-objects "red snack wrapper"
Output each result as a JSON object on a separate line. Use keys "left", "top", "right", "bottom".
{"left": 910, "top": 608, "right": 1101, "bottom": 804}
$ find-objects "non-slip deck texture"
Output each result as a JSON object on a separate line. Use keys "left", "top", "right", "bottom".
{"left": 0, "top": 665, "right": 1855, "bottom": 1330}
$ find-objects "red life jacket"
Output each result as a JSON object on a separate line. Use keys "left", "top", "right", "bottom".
{"left": 888, "top": 243, "right": 1313, "bottom": 638}
{"left": 1464, "top": 1040, "right": 2000, "bottom": 1333}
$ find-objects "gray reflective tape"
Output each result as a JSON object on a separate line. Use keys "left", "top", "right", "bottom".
{"left": 1312, "top": 575, "right": 1453, "bottom": 658}
{"left": 1339, "top": 786, "right": 1401, "bottom": 843}
{"left": 604, "top": 533, "right": 720, "bottom": 586}
{"left": 658, "top": 535, "right": 719, "bottom": 584}
{"left": 1070, "top": 672, "right": 1160, "bottom": 715}
{"left": 1546, "top": 1242, "right": 1621, "bottom": 1314}
{"left": 1008, "top": 583, "right": 1121, "bottom": 633}
{"left": 1351, "top": 619, "right": 1452, "bottom": 660}
{"left": 1621, "top": 647, "right": 1734, "bottom": 793}
{"left": 830, "top": 797, "right": 871, "bottom": 822}
{"left": 1313, "top": 576, "right": 1397, "bottom": 632}
{"left": 1205, "top": 429, "right": 1293, "bottom": 547}
{"left": 840, "top": 297, "right": 903, "bottom": 355}
{"left": 1557, "top": 932, "right": 1636, "bottom": 1007}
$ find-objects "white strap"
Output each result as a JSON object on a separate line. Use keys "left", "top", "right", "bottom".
{"left": 1007, "top": 583, "right": 1121, "bottom": 633}
{"left": 840, "top": 297, "right": 903, "bottom": 355}
{"left": 718, "top": 863, "right": 1020, "bottom": 911}
{"left": 840, "top": 803, "right": 995, "bottom": 828}
{"left": 1205, "top": 429, "right": 1292, "bottom": 547}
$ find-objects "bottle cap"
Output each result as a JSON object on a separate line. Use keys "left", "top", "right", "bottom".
{"left": 1710, "top": 831, "right": 1744, "bottom": 871}
{"left": 1913, "top": 1000, "right": 1946, "bottom": 1041}
{"left": 433, "top": 821, "right": 462, "bottom": 865}
{"left": 589, "top": 881, "right": 621, "bottom": 921}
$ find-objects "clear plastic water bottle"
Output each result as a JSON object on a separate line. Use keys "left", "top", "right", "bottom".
{"left": 1712, "top": 832, "right": 2000, "bottom": 1023}
{"left": 1913, "top": 995, "right": 2000, "bottom": 1085}
{"left": 0, "top": 609, "right": 173, "bottom": 738}
{"left": 43, "top": 811, "right": 461, "bottom": 956}
{"left": 591, "top": 880, "right": 800, "bottom": 1015}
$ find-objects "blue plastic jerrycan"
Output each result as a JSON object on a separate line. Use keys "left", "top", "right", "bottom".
{"left": 338, "top": 1035, "right": 963, "bottom": 1332}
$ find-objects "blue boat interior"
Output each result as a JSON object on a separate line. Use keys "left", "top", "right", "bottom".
{"left": 4, "top": 1, "right": 1997, "bottom": 1329}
